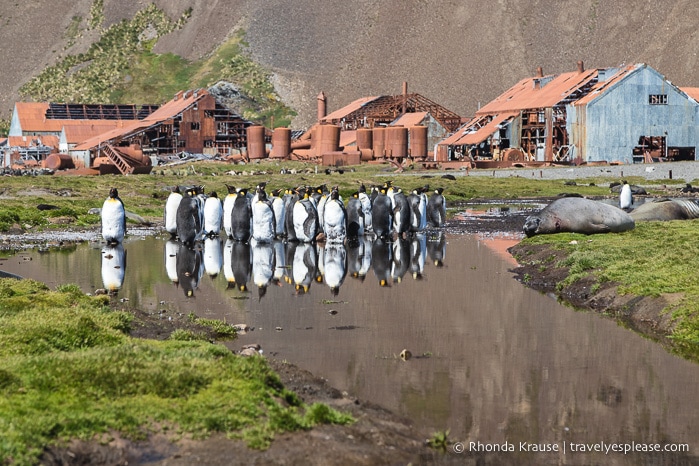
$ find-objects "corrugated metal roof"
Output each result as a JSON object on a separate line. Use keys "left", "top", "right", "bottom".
{"left": 14, "top": 102, "right": 63, "bottom": 132}
{"left": 321, "top": 96, "right": 380, "bottom": 122}
{"left": 339, "top": 129, "right": 356, "bottom": 147}
{"left": 62, "top": 123, "right": 123, "bottom": 143}
{"left": 74, "top": 89, "right": 211, "bottom": 150}
{"left": 8, "top": 135, "right": 59, "bottom": 148}
{"left": 477, "top": 69, "right": 598, "bottom": 114}
{"left": 390, "top": 112, "right": 428, "bottom": 127}
{"left": 572, "top": 65, "right": 638, "bottom": 106}
{"left": 440, "top": 112, "right": 518, "bottom": 146}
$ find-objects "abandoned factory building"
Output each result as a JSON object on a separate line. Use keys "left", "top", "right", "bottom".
{"left": 438, "top": 62, "right": 699, "bottom": 165}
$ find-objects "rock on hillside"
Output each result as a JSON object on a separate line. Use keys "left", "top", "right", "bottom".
{"left": 3, "top": 0, "right": 699, "bottom": 128}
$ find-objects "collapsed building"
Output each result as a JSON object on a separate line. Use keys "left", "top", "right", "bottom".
{"left": 437, "top": 62, "right": 699, "bottom": 167}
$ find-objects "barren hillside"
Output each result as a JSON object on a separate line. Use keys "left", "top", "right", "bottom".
{"left": 2, "top": 0, "right": 699, "bottom": 128}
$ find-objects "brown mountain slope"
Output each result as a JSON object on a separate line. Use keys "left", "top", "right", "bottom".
{"left": 2, "top": 0, "right": 699, "bottom": 128}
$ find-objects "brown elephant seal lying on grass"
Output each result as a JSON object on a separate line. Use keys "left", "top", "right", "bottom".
{"left": 523, "top": 197, "right": 635, "bottom": 237}
{"left": 629, "top": 198, "right": 699, "bottom": 221}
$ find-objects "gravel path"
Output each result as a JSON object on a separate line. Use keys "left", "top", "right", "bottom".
{"left": 464, "top": 161, "right": 699, "bottom": 183}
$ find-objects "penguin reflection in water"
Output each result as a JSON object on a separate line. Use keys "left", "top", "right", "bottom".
{"left": 323, "top": 243, "right": 347, "bottom": 296}
{"left": 101, "top": 243, "right": 126, "bottom": 294}
{"left": 176, "top": 243, "right": 203, "bottom": 297}
{"left": 101, "top": 187, "right": 126, "bottom": 245}
{"left": 223, "top": 239, "right": 252, "bottom": 292}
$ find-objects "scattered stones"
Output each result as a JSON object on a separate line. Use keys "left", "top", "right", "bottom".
{"left": 399, "top": 349, "right": 412, "bottom": 361}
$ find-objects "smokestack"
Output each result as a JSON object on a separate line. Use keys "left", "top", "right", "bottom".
{"left": 402, "top": 81, "right": 408, "bottom": 115}
{"left": 536, "top": 67, "right": 544, "bottom": 77}
{"left": 317, "top": 91, "right": 327, "bottom": 121}
{"left": 577, "top": 60, "right": 585, "bottom": 73}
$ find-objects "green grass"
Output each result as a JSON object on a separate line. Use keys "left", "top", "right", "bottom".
{"left": 0, "top": 278, "right": 353, "bottom": 465}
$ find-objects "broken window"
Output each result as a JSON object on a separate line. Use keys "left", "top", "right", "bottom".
{"left": 648, "top": 94, "right": 668, "bottom": 105}
{"left": 190, "top": 122, "right": 200, "bottom": 130}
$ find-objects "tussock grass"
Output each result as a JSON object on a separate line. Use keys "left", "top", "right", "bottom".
{"left": 0, "top": 278, "right": 352, "bottom": 464}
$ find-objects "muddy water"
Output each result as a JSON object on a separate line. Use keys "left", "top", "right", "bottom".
{"left": 2, "top": 233, "right": 699, "bottom": 464}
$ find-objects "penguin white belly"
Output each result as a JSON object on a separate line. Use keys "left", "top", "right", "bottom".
{"left": 251, "top": 241, "right": 275, "bottom": 288}
{"left": 323, "top": 244, "right": 346, "bottom": 292}
{"left": 359, "top": 193, "right": 373, "bottom": 232}
{"left": 271, "top": 197, "right": 285, "bottom": 238}
{"left": 102, "top": 198, "right": 126, "bottom": 244}
{"left": 252, "top": 203, "right": 276, "bottom": 242}
{"left": 293, "top": 201, "right": 318, "bottom": 242}
{"left": 164, "top": 240, "right": 179, "bottom": 283}
{"left": 222, "top": 195, "right": 236, "bottom": 237}
{"left": 204, "top": 198, "right": 223, "bottom": 236}
{"left": 620, "top": 184, "right": 633, "bottom": 210}
{"left": 164, "top": 193, "right": 182, "bottom": 235}
{"left": 324, "top": 200, "right": 346, "bottom": 243}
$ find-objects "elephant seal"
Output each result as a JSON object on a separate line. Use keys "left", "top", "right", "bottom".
{"left": 523, "top": 197, "right": 635, "bottom": 237}
{"left": 629, "top": 198, "right": 699, "bottom": 221}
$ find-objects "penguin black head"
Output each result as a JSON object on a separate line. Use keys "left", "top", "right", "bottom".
{"left": 359, "top": 184, "right": 367, "bottom": 194}
{"left": 209, "top": 191, "right": 218, "bottom": 199}
{"left": 109, "top": 187, "right": 119, "bottom": 199}
{"left": 172, "top": 185, "right": 181, "bottom": 194}
{"left": 237, "top": 188, "right": 248, "bottom": 197}
{"left": 435, "top": 187, "right": 445, "bottom": 195}
{"left": 271, "top": 188, "right": 282, "bottom": 197}
{"left": 225, "top": 184, "right": 237, "bottom": 194}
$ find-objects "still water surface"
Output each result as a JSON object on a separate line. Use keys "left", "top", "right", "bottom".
{"left": 2, "top": 232, "right": 698, "bottom": 464}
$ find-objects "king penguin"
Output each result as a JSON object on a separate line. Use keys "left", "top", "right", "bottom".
{"left": 371, "top": 186, "right": 393, "bottom": 240}
{"left": 426, "top": 187, "right": 446, "bottom": 228}
{"left": 270, "top": 188, "right": 286, "bottom": 239}
{"left": 389, "top": 185, "right": 411, "bottom": 237}
{"left": 203, "top": 191, "right": 223, "bottom": 237}
{"left": 293, "top": 187, "right": 319, "bottom": 243}
{"left": 176, "top": 187, "right": 202, "bottom": 247}
{"left": 346, "top": 191, "right": 365, "bottom": 240}
{"left": 251, "top": 186, "right": 276, "bottom": 243}
{"left": 101, "top": 187, "right": 126, "bottom": 245}
{"left": 619, "top": 180, "right": 633, "bottom": 211}
{"left": 323, "top": 187, "right": 347, "bottom": 244}
{"left": 222, "top": 184, "right": 237, "bottom": 239}
{"left": 229, "top": 188, "right": 252, "bottom": 242}
{"left": 164, "top": 185, "right": 182, "bottom": 239}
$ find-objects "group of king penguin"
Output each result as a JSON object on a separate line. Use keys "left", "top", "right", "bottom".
{"left": 163, "top": 181, "right": 447, "bottom": 247}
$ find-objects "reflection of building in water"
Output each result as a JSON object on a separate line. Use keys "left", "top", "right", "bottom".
{"left": 101, "top": 243, "right": 126, "bottom": 293}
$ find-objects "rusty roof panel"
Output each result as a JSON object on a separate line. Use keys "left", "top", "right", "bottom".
{"left": 390, "top": 111, "right": 428, "bottom": 127}
{"left": 477, "top": 69, "right": 599, "bottom": 114}
{"left": 8, "top": 135, "right": 59, "bottom": 148}
{"left": 440, "top": 112, "right": 519, "bottom": 146}
{"left": 572, "top": 65, "right": 637, "bottom": 106}
{"left": 321, "top": 96, "right": 381, "bottom": 122}
{"left": 62, "top": 123, "right": 124, "bottom": 142}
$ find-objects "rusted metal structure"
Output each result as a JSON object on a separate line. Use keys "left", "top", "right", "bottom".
{"left": 320, "top": 84, "right": 461, "bottom": 133}
{"left": 439, "top": 62, "right": 699, "bottom": 166}
{"left": 73, "top": 89, "right": 252, "bottom": 174}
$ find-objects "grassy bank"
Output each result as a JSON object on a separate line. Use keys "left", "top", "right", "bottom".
{"left": 513, "top": 221, "right": 699, "bottom": 360}
{"left": 0, "top": 278, "right": 352, "bottom": 465}
{"left": 0, "top": 160, "right": 676, "bottom": 233}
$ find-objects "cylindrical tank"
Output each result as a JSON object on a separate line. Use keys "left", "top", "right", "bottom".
{"left": 372, "top": 127, "right": 386, "bottom": 159}
{"left": 409, "top": 125, "right": 428, "bottom": 159}
{"left": 316, "top": 124, "right": 340, "bottom": 156}
{"left": 270, "top": 127, "right": 291, "bottom": 158}
{"left": 385, "top": 126, "right": 408, "bottom": 159}
{"left": 246, "top": 125, "right": 266, "bottom": 159}
{"left": 359, "top": 148, "right": 374, "bottom": 161}
{"left": 356, "top": 128, "right": 373, "bottom": 150}
{"left": 44, "top": 153, "right": 75, "bottom": 170}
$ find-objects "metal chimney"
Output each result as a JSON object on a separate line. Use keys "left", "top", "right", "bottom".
{"left": 402, "top": 81, "right": 408, "bottom": 115}
{"left": 317, "top": 91, "right": 327, "bottom": 121}
{"left": 577, "top": 60, "right": 585, "bottom": 73}
{"left": 536, "top": 67, "right": 544, "bottom": 77}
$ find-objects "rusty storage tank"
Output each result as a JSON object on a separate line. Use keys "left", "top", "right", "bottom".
{"left": 357, "top": 128, "right": 374, "bottom": 161}
{"left": 372, "top": 127, "right": 386, "bottom": 159}
{"left": 246, "top": 125, "right": 266, "bottom": 159}
{"left": 386, "top": 126, "right": 408, "bottom": 158}
{"left": 316, "top": 124, "right": 340, "bottom": 156}
{"left": 409, "top": 125, "right": 428, "bottom": 159}
{"left": 270, "top": 127, "right": 291, "bottom": 158}
{"left": 43, "top": 153, "right": 75, "bottom": 171}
